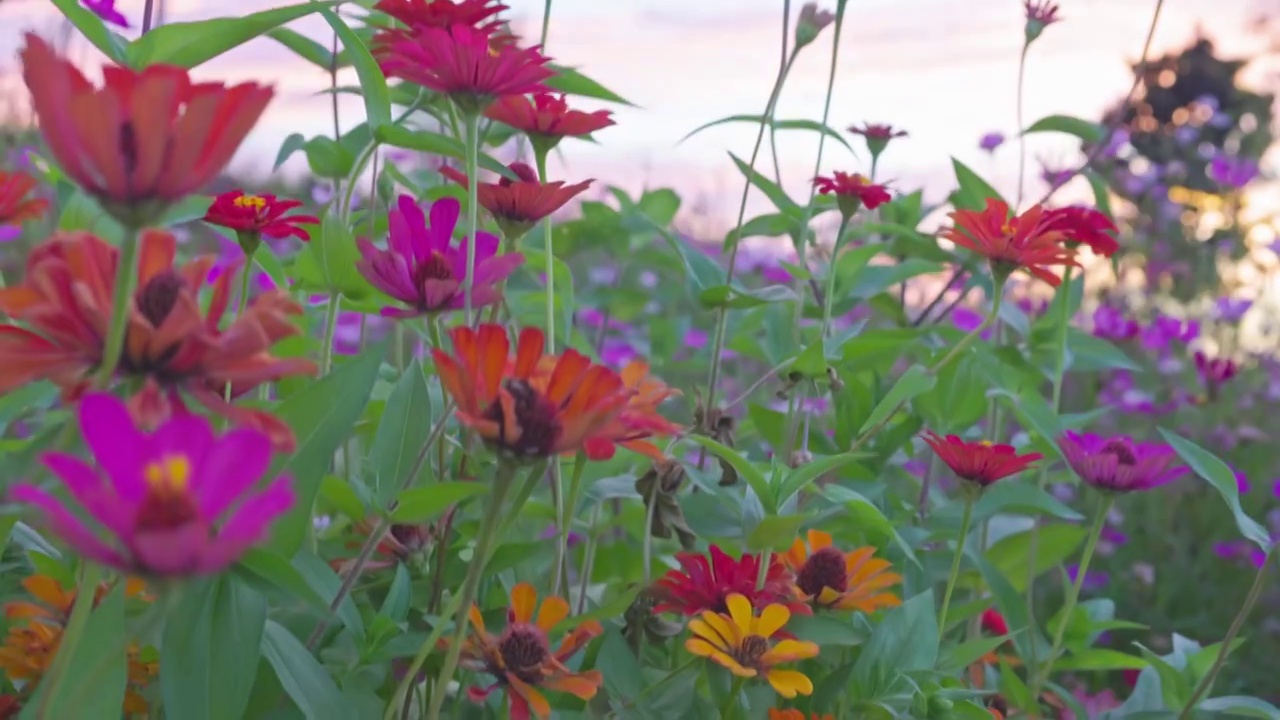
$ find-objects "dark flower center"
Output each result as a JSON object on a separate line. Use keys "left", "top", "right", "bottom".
{"left": 388, "top": 524, "right": 428, "bottom": 554}
{"left": 1100, "top": 439, "right": 1137, "bottom": 466}
{"left": 733, "top": 635, "right": 770, "bottom": 669}
{"left": 498, "top": 624, "right": 549, "bottom": 684}
{"left": 413, "top": 250, "right": 454, "bottom": 287}
{"left": 482, "top": 379, "right": 562, "bottom": 457}
{"left": 135, "top": 455, "right": 200, "bottom": 531}
{"left": 136, "top": 271, "right": 184, "bottom": 327}
{"left": 797, "top": 547, "right": 848, "bottom": 598}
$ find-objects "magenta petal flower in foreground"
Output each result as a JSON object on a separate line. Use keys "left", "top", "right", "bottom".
{"left": 357, "top": 195, "right": 524, "bottom": 318}
{"left": 1058, "top": 432, "right": 1189, "bottom": 493}
{"left": 11, "top": 393, "right": 293, "bottom": 576}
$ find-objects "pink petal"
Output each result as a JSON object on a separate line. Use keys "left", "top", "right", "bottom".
{"left": 131, "top": 522, "right": 211, "bottom": 575}
{"left": 39, "top": 453, "right": 131, "bottom": 536}
{"left": 428, "top": 197, "right": 461, "bottom": 248}
{"left": 147, "top": 411, "right": 215, "bottom": 466}
{"left": 76, "top": 392, "right": 146, "bottom": 502}
{"left": 471, "top": 252, "right": 524, "bottom": 286}
{"left": 194, "top": 427, "right": 273, "bottom": 520}
{"left": 389, "top": 194, "right": 426, "bottom": 263}
{"left": 11, "top": 485, "right": 124, "bottom": 568}
{"left": 205, "top": 477, "right": 294, "bottom": 568}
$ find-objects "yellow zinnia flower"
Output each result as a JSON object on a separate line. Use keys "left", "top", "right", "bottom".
{"left": 684, "top": 593, "right": 819, "bottom": 698}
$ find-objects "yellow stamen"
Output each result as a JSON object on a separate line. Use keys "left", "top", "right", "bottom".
{"left": 980, "top": 440, "right": 993, "bottom": 447}
{"left": 143, "top": 455, "right": 191, "bottom": 492}
{"left": 1000, "top": 220, "right": 1016, "bottom": 235}
{"left": 233, "top": 194, "right": 267, "bottom": 210}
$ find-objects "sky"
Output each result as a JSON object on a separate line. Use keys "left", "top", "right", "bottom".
{"left": 1, "top": 0, "right": 1276, "bottom": 229}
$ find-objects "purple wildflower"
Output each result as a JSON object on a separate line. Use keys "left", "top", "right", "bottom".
{"left": 979, "top": 132, "right": 1005, "bottom": 152}
{"left": 1208, "top": 153, "right": 1260, "bottom": 189}
{"left": 1140, "top": 314, "right": 1199, "bottom": 352}
{"left": 1066, "top": 564, "right": 1109, "bottom": 592}
{"left": 1091, "top": 305, "right": 1139, "bottom": 341}
{"left": 1214, "top": 297, "right": 1253, "bottom": 323}
{"left": 1058, "top": 432, "right": 1189, "bottom": 492}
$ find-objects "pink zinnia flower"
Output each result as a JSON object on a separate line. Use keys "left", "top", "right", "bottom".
{"left": 1057, "top": 432, "right": 1189, "bottom": 492}
{"left": 11, "top": 393, "right": 293, "bottom": 576}
{"left": 356, "top": 195, "right": 523, "bottom": 318}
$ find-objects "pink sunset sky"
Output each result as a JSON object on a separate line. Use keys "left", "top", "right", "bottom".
{"left": 1, "top": 0, "right": 1276, "bottom": 229}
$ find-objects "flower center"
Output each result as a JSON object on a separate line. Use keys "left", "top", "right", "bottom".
{"left": 498, "top": 624, "right": 550, "bottom": 684}
{"left": 1100, "top": 439, "right": 1138, "bottom": 466}
{"left": 482, "top": 379, "right": 562, "bottom": 457}
{"left": 796, "top": 546, "right": 849, "bottom": 598}
{"left": 136, "top": 270, "right": 184, "bottom": 327}
{"left": 733, "top": 634, "right": 770, "bottom": 670}
{"left": 233, "top": 194, "right": 267, "bottom": 211}
{"left": 135, "top": 455, "right": 199, "bottom": 531}
{"left": 1000, "top": 220, "right": 1016, "bottom": 235}
{"left": 413, "top": 250, "right": 454, "bottom": 286}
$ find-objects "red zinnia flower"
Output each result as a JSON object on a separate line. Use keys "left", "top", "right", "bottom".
{"left": 439, "top": 162, "right": 591, "bottom": 241}
{"left": 847, "top": 122, "right": 907, "bottom": 157}
{"left": 921, "top": 430, "right": 1042, "bottom": 488}
{"left": 377, "top": 23, "right": 551, "bottom": 113}
{"left": 940, "top": 198, "right": 1077, "bottom": 287}
{"left": 981, "top": 608, "right": 1009, "bottom": 636}
{"left": 654, "top": 544, "right": 809, "bottom": 617}
{"left": 204, "top": 190, "right": 318, "bottom": 251}
{"left": 19, "top": 34, "right": 271, "bottom": 224}
{"left": 484, "top": 93, "right": 615, "bottom": 149}
{"left": 813, "top": 171, "right": 891, "bottom": 218}
{"left": 0, "top": 171, "right": 48, "bottom": 225}
{"left": 1042, "top": 205, "right": 1118, "bottom": 257}
{"left": 373, "top": 0, "right": 506, "bottom": 33}
{"left": 431, "top": 324, "right": 635, "bottom": 460}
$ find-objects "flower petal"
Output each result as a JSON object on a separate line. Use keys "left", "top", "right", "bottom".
{"left": 193, "top": 427, "right": 273, "bottom": 520}
{"left": 766, "top": 668, "right": 814, "bottom": 698}
{"left": 11, "top": 485, "right": 123, "bottom": 568}
{"left": 535, "top": 594, "right": 570, "bottom": 632}
{"left": 509, "top": 582, "right": 538, "bottom": 624}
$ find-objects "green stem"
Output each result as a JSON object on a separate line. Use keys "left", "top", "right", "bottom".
{"left": 552, "top": 452, "right": 586, "bottom": 596}
{"left": 385, "top": 589, "right": 467, "bottom": 720}
{"left": 819, "top": 214, "right": 853, "bottom": 335}
{"left": 720, "top": 676, "right": 746, "bottom": 719}
{"left": 534, "top": 150, "right": 556, "bottom": 349}
{"left": 938, "top": 494, "right": 974, "bottom": 637}
{"left": 1178, "top": 552, "right": 1272, "bottom": 719}
{"left": 95, "top": 230, "right": 141, "bottom": 386}
{"left": 462, "top": 111, "right": 481, "bottom": 324}
{"left": 1035, "top": 494, "right": 1113, "bottom": 688}
{"left": 641, "top": 481, "right": 659, "bottom": 583}
{"left": 393, "top": 323, "right": 405, "bottom": 373}
{"left": 320, "top": 294, "right": 342, "bottom": 376}
{"left": 1015, "top": 42, "right": 1030, "bottom": 209}
{"left": 538, "top": 0, "right": 553, "bottom": 47}
{"left": 424, "top": 463, "right": 518, "bottom": 720}
{"left": 36, "top": 563, "right": 104, "bottom": 711}
{"left": 575, "top": 503, "right": 601, "bottom": 614}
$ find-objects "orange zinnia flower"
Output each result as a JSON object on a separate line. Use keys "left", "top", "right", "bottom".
{"left": 782, "top": 530, "right": 902, "bottom": 613}
{"left": 769, "top": 710, "right": 835, "bottom": 720}
{"left": 439, "top": 162, "right": 591, "bottom": 241}
{"left": 0, "top": 231, "right": 314, "bottom": 449}
{"left": 940, "top": 198, "right": 1077, "bottom": 287}
{"left": 0, "top": 171, "right": 48, "bottom": 225}
{"left": 19, "top": 34, "right": 271, "bottom": 224}
{"left": 566, "top": 359, "right": 680, "bottom": 461}
{"left": 454, "top": 582, "right": 602, "bottom": 720}
{"left": 432, "top": 324, "right": 633, "bottom": 460}
{"left": 4, "top": 574, "right": 148, "bottom": 624}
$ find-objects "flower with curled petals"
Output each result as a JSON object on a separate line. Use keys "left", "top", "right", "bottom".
{"left": 485, "top": 93, "right": 615, "bottom": 154}
{"left": 847, "top": 122, "right": 907, "bottom": 158}
{"left": 452, "top": 582, "right": 602, "bottom": 720}
{"left": 1057, "top": 432, "right": 1188, "bottom": 493}
{"left": 781, "top": 530, "right": 902, "bottom": 613}
{"left": 19, "top": 34, "right": 271, "bottom": 225}
{"left": 922, "top": 430, "right": 1042, "bottom": 489}
{"left": 11, "top": 393, "right": 293, "bottom": 576}
{"left": 941, "top": 198, "right": 1076, "bottom": 287}
{"left": 0, "top": 171, "right": 48, "bottom": 227}
{"left": 1024, "top": 0, "right": 1061, "bottom": 41}
{"left": 584, "top": 360, "right": 681, "bottom": 461}
{"left": 813, "top": 172, "right": 891, "bottom": 219}
{"left": 685, "top": 593, "right": 819, "bottom": 698}
{"left": 440, "top": 162, "right": 591, "bottom": 241}
{"left": 654, "top": 544, "right": 806, "bottom": 617}
{"left": 357, "top": 195, "right": 523, "bottom": 317}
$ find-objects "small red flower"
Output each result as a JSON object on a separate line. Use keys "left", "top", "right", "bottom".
{"left": 847, "top": 122, "right": 908, "bottom": 141}
{"left": 377, "top": 23, "right": 552, "bottom": 112}
{"left": 1024, "top": 0, "right": 1061, "bottom": 41}
{"left": 1043, "top": 206, "right": 1118, "bottom": 257}
{"left": 0, "top": 171, "right": 48, "bottom": 225}
{"left": 19, "top": 34, "right": 271, "bottom": 224}
{"left": 981, "top": 608, "right": 1009, "bottom": 636}
{"left": 439, "top": 162, "right": 591, "bottom": 240}
{"left": 813, "top": 172, "right": 891, "bottom": 217}
{"left": 921, "top": 430, "right": 1042, "bottom": 488}
{"left": 940, "top": 198, "right": 1077, "bottom": 287}
{"left": 485, "top": 93, "right": 615, "bottom": 141}
{"left": 203, "top": 190, "right": 318, "bottom": 245}
{"left": 654, "top": 544, "right": 809, "bottom": 617}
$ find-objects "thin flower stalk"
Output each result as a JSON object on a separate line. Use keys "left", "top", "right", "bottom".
{"left": 938, "top": 494, "right": 975, "bottom": 636}
{"left": 463, "top": 112, "right": 481, "bottom": 322}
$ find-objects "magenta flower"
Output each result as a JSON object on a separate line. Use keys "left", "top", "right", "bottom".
{"left": 83, "top": 0, "right": 129, "bottom": 27}
{"left": 979, "top": 132, "right": 1005, "bottom": 152}
{"left": 356, "top": 195, "right": 523, "bottom": 318}
{"left": 1091, "top": 305, "right": 1139, "bottom": 341}
{"left": 1194, "top": 351, "right": 1238, "bottom": 386}
{"left": 11, "top": 393, "right": 293, "bottom": 576}
{"left": 1058, "top": 432, "right": 1189, "bottom": 492}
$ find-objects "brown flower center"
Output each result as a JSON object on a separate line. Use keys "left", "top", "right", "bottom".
{"left": 733, "top": 634, "right": 770, "bottom": 669}
{"left": 482, "top": 379, "right": 562, "bottom": 457}
{"left": 498, "top": 624, "right": 549, "bottom": 684}
{"left": 136, "top": 271, "right": 184, "bottom": 327}
{"left": 1100, "top": 439, "right": 1137, "bottom": 466}
{"left": 135, "top": 455, "right": 199, "bottom": 531}
{"left": 413, "top": 250, "right": 454, "bottom": 286}
{"left": 797, "top": 546, "right": 848, "bottom": 598}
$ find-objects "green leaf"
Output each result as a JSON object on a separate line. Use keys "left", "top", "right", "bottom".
{"left": 697, "top": 283, "right": 797, "bottom": 310}
{"left": 261, "top": 621, "right": 351, "bottom": 719}
{"left": 787, "top": 613, "right": 869, "bottom": 647}
{"left": 853, "top": 591, "right": 938, "bottom": 696}
{"left": 294, "top": 210, "right": 371, "bottom": 297}
{"left": 303, "top": 136, "right": 355, "bottom": 179}
{"left": 375, "top": 125, "right": 515, "bottom": 176}
{"left": 292, "top": 551, "right": 365, "bottom": 640}
{"left": 1085, "top": 170, "right": 1114, "bottom": 217}
{"left": 776, "top": 453, "right": 866, "bottom": 508}
{"left": 1065, "top": 329, "right": 1141, "bottom": 372}
{"left": 370, "top": 359, "right": 432, "bottom": 507}
{"left": 521, "top": 248, "right": 576, "bottom": 348}
{"left": 991, "top": 388, "right": 1066, "bottom": 462}
{"left": 685, "top": 435, "right": 772, "bottom": 513}
{"left": 985, "top": 524, "right": 1088, "bottom": 592}
{"left": 1135, "top": 643, "right": 1191, "bottom": 709}
{"left": 978, "top": 557, "right": 1048, "bottom": 663}
{"left": 682, "top": 115, "right": 854, "bottom": 153}
{"left": 126, "top": 2, "right": 332, "bottom": 68}
{"left": 235, "top": 548, "right": 328, "bottom": 610}
{"left": 268, "top": 342, "right": 384, "bottom": 555}
{"left": 1159, "top": 429, "right": 1271, "bottom": 548}
{"left": 971, "top": 480, "right": 1083, "bottom": 522}
{"left": 275, "top": 133, "right": 309, "bottom": 171}
{"left": 859, "top": 364, "right": 936, "bottom": 434}
{"left": 950, "top": 158, "right": 1004, "bottom": 211}
{"left": 940, "top": 635, "right": 1014, "bottom": 672}
{"left": 1023, "top": 114, "right": 1105, "bottom": 144}
{"left": 728, "top": 151, "right": 801, "bottom": 217}
{"left": 745, "top": 515, "right": 807, "bottom": 552}
{"left": 545, "top": 64, "right": 632, "bottom": 105}
{"left": 316, "top": 5, "right": 391, "bottom": 129}
{"left": 390, "top": 482, "right": 488, "bottom": 523}
{"left": 48, "top": 0, "right": 128, "bottom": 62}
{"left": 21, "top": 583, "right": 126, "bottom": 720}
{"left": 267, "top": 27, "right": 337, "bottom": 70}
{"left": 1197, "top": 697, "right": 1280, "bottom": 719}
{"left": 1053, "top": 648, "right": 1147, "bottom": 671}
{"left": 161, "top": 576, "right": 267, "bottom": 720}
{"left": 820, "top": 485, "right": 919, "bottom": 567}
{"left": 159, "top": 195, "right": 214, "bottom": 226}
{"left": 656, "top": 227, "right": 727, "bottom": 294}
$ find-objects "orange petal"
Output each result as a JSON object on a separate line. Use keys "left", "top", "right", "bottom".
{"left": 507, "top": 675, "right": 551, "bottom": 720}
{"left": 535, "top": 595, "right": 570, "bottom": 632}
{"left": 806, "top": 529, "right": 833, "bottom": 551}
{"left": 135, "top": 229, "right": 177, "bottom": 286}
{"left": 542, "top": 669, "right": 601, "bottom": 700}
{"left": 509, "top": 582, "right": 537, "bottom": 625}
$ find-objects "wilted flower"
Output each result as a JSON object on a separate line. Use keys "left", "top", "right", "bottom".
{"left": 12, "top": 393, "right": 294, "bottom": 576}
{"left": 781, "top": 530, "right": 902, "bottom": 612}
{"left": 655, "top": 544, "right": 805, "bottom": 617}
{"left": 357, "top": 195, "right": 523, "bottom": 317}
{"left": 942, "top": 198, "right": 1076, "bottom": 287}
{"left": 440, "top": 162, "right": 592, "bottom": 241}
{"left": 685, "top": 593, "right": 820, "bottom": 698}
{"left": 1057, "top": 432, "right": 1188, "bottom": 492}
{"left": 979, "top": 132, "right": 1005, "bottom": 152}
{"left": 0, "top": 171, "right": 48, "bottom": 226}
{"left": 1023, "top": 0, "right": 1061, "bottom": 42}
{"left": 621, "top": 585, "right": 685, "bottom": 651}
{"left": 454, "top": 582, "right": 602, "bottom": 720}
{"left": 1042, "top": 205, "right": 1119, "bottom": 257}
{"left": 922, "top": 430, "right": 1043, "bottom": 488}
{"left": 485, "top": 93, "right": 615, "bottom": 154}
{"left": 795, "top": 3, "right": 835, "bottom": 49}
{"left": 203, "top": 190, "right": 318, "bottom": 253}
{"left": 847, "top": 122, "right": 907, "bottom": 157}
{"left": 813, "top": 172, "right": 891, "bottom": 219}
{"left": 20, "top": 34, "right": 271, "bottom": 225}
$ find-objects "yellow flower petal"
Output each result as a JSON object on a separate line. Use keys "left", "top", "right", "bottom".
{"left": 724, "top": 593, "right": 754, "bottom": 635}
{"left": 760, "top": 639, "right": 820, "bottom": 666}
{"left": 685, "top": 637, "right": 720, "bottom": 658}
{"left": 766, "top": 668, "right": 814, "bottom": 698}
{"left": 756, "top": 603, "right": 790, "bottom": 639}
{"left": 701, "top": 610, "right": 739, "bottom": 647}
{"left": 687, "top": 618, "right": 731, "bottom": 651}
{"left": 509, "top": 582, "right": 538, "bottom": 625}
{"left": 705, "top": 649, "right": 757, "bottom": 678}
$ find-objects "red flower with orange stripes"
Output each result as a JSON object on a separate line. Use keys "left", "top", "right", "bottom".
{"left": 941, "top": 199, "right": 1077, "bottom": 287}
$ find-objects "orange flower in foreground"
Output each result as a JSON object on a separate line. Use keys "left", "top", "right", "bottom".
{"left": 432, "top": 324, "right": 634, "bottom": 460}
{"left": 548, "top": 358, "right": 681, "bottom": 460}
{"left": 782, "top": 530, "right": 902, "bottom": 613}
{"left": 19, "top": 34, "right": 270, "bottom": 223}
{"left": 440, "top": 162, "right": 591, "bottom": 240}
{"left": 0, "top": 231, "right": 314, "bottom": 450}
{"left": 769, "top": 710, "right": 834, "bottom": 720}
{"left": 0, "top": 171, "right": 48, "bottom": 225}
{"left": 454, "top": 582, "right": 602, "bottom": 720}
{"left": 940, "top": 198, "right": 1077, "bottom": 287}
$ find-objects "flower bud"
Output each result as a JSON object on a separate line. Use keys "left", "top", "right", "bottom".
{"left": 795, "top": 3, "right": 835, "bottom": 50}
